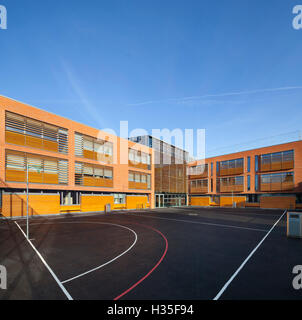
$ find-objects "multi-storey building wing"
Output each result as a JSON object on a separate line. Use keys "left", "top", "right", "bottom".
{"left": 188, "top": 141, "right": 302, "bottom": 209}
{"left": 0, "top": 95, "right": 154, "bottom": 218}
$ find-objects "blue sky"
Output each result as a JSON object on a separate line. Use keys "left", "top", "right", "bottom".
{"left": 1, "top": 0, "right": 302, "bottom": 157}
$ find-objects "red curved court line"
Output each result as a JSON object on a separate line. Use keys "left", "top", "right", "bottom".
{"left": 113, "top": 223, "right": 168, "bottom": 300}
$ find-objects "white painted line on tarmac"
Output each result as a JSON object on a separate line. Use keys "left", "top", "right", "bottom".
{"left": 123, "top": 213, "right": 269, "bottom": 233}
{"left": 60, "top": 222, "right": 138, "bottom": 284}
{"left": 213, "top": 210, "right": 287, "bottom": 300}
{"left": 14, "top": 221, "right": 73, "bottom": 300}
{"left": 20, "top": 221, "right": 138, "bottom": 284}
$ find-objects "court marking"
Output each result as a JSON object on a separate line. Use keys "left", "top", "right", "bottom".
{"left": 60, "top": 222, "right": 138, "bottom": 284}
{"left": 114, "top": 223, "right": 168, "bottom": 300}
{"left": 213, "top": 210, "right": 287, "bottom": 300}
{"left": 18, "top": 221, "right": 138, "bottom": 284}
{"left": 14, "top": 221, "right": 73, "bottom": 300}
{"left": 18, "top": 219, "right": 168, "bottom": 300}
{"left": 122, "top": 213, "right": 270, "bottom": 233}
{"left": 146, "top": 207, "right": 283, "bottom": 217}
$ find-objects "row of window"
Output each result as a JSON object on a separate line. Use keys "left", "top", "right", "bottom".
{"left": 189, "top": 150, "right": 294, "bottom": 178}
{"left": 5, "top": 112, "right": 68, "bottom": 154}
{"left": 128, "top": 171, "right": 151, "bottom": 188}
{"left": 219, "top": 176, "right": 244, "bottom": 186}
{"left": 5, "top": 152, "right": 68, "bottom": 184}
{"left": 74, "top": 133, "right": 113, "bottom": 160}
{"left": 58, "top": 191, "right": 149, "bottom": 206}
{"left": 190, "top": 179, "right": 208, "bottom": 189}
{"left": 188, "top": 164, "right": 208, "bottom": 176}
{"left": 255, "top": 172, "right": 294, "bottom": 192}
{"left": 256, "top": 150, "right": 294, "bottom": 172}
{"left": 5, "top": 152, "right": 150, "bottom": 189}
{"left": 128, "top": 148, "right": 151, "bottom": 168}
{"left": 189, "top": 171, "right": 294, "bottom": 194}
{"left": 5, "top": 112, "right": 151, "bottom": 168}
{"left": 75, "top": 162, "right": 113, "bottom": 180}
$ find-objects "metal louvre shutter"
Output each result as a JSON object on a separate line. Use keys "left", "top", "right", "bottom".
{"left": 43, "top": 124, "right": 58, "bottom": 142}
{"left": 58, "top": 129, "right": 68, "bottom": 154}
{"left": 27, "top": 157, "right": 43, "bottom": 172}
{"left": 26, "top": 119, "right": 43, "bottom": 138}
{"left": 5, "top": 112, "right": 25, "bottom": 133}
{"left": 135, "top": 173, "right": 140, "bottom": 182}
{"left": 58, "top": 160, "right": 68, "bottom": 184}
{"left": 75, "top": 162, "right": 83, "bottom": 185}
{"left": 83, "top": 165, "right": 93, "bottom": 176}
{"left": 129, "top": 149, "right": 135, "bottom": 161}
{"left": 94, "top": 142, "right": 103, "bottom": 154}
{"left": 128, "top": 172, "right": 134, "bottom": 181}
{"left": 6, "top": 153, "right": 25, "bottom": 170}
{"left": 75, "top": 162, "right": 83, "bottom": 174}
{"left": 104, "top": 142, "right": 113, "bottom": 155}
{"left": 75, "top": 133, "right": 83, "bottom": 156}
{"left": 44, "top": 160, "right": 58, "bottom": 174}
{"left": 104, "top": 168, "right": 113, "bottom": 179}
{"left": 94, "top": 167, "right": 104, "bottom": 177}
{"left": 83, "top": 139, "right": 93, "bottom": 151}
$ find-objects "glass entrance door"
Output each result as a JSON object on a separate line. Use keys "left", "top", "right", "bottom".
{"left": 155, "top": 194, "right": 164, "bottom": 208}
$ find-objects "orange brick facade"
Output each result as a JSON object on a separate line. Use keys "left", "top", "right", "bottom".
{"left": 0, "top": 95, "right": 154, "bottom": 217}
{"left": 188, "top": 141, "right": 302, "bottom": 209}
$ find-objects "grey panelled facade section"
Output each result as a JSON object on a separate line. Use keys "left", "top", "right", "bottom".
{"left": 129, "top": 135, "right": 188, "bottom": 195}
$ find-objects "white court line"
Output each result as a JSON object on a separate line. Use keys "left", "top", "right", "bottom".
{"left": 20, "top": 221, "right": 138, "bottom": 284}
{"left": 213, "top": 210, "right": 287, "bottom": 300}
{"left": 14, "top": 221, "right": 73, "bottom": 300}
{"left": 61, "top": 222, "right": 137, "bottom": 284}
{"left": 122, "top": 213, "right": 269, "bottom": 233}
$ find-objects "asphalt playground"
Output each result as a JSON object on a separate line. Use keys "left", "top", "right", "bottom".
{"left": 0, "top": 206, "right": 301, "bottom": 300}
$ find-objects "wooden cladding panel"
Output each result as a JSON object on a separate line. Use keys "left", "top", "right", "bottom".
{"left": 82, "top": 150, "right": 113, "bottom": 164}
{"left": 5, "top": 169, "right": 59, "bottom": 185}
{"left": 28, "top": 172, "right": 43, "bottom": 183}
{"left": 128, "top": 161, "right": 149, "bottom": 170}
{"left": 189, "top": 173, "right": 208, "bottom": 179}
{"left": 5, "top": 131, "right": 59, "bottom": 153}
{"left": 190, "top": 187, "right": 208, "bottom": 194}
{"left": 43, "top": 140, "right": 58, "bottom": 152}
{"left": 25, "top": 135, "right": 43, "bottom": 149}
{"left": 81, "top": 195, "right": 114, "bottom": 212}
{"left": 83, "top": 176, "right": 113, "bottom": 188}
{"left": 6, "top": 169, "right": 26, "bottom": 182}
{"left": 260, "top": 182, "right": 294, "bottom": 192}
{"left": 219, "top": 167, "right": 244, "bottom": 176}
{"left": 1, "top": 194, "right": 61, "bottom": 218}
{"left": 282, "top": 160, "right": 294, "bottom": 170}
{"left": 220, "top": 185, "right": 244, "bottom": 193}
{"left": 5, "top": 131, "right": 25, "bottom": 146}
{"left": 126, "top": 196, "right": 149, "bottom": 210}
{"left": 128, "top": 181, "right": 148, "bottom": 190}
{"left": 282, "top": 181, "right": 295, "bottom": 191}
{"left": 83, "top": 150, "right": 95, "bottom": 160}
{"left": 44, "top": 173, "right": 59, "bottom": 184}
{"left": 261, "top": 164, "right": 271, "bottom": 172}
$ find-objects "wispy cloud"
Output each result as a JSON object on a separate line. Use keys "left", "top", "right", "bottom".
{"left": 60, "top": 60, "right": 106, "bottom": 128}
{"left": 127, "top": 86, "right": 302, "bottom": 107}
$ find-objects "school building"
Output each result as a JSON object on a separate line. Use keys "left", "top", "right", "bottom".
{"left": 1, "top": 95, "right": 302, "bottom": 218}
{"left": 0, "top": 95, "right": 154, "bottom": 218}
{"left": 188, "top": 141, "right": 302, "bottom": 210}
